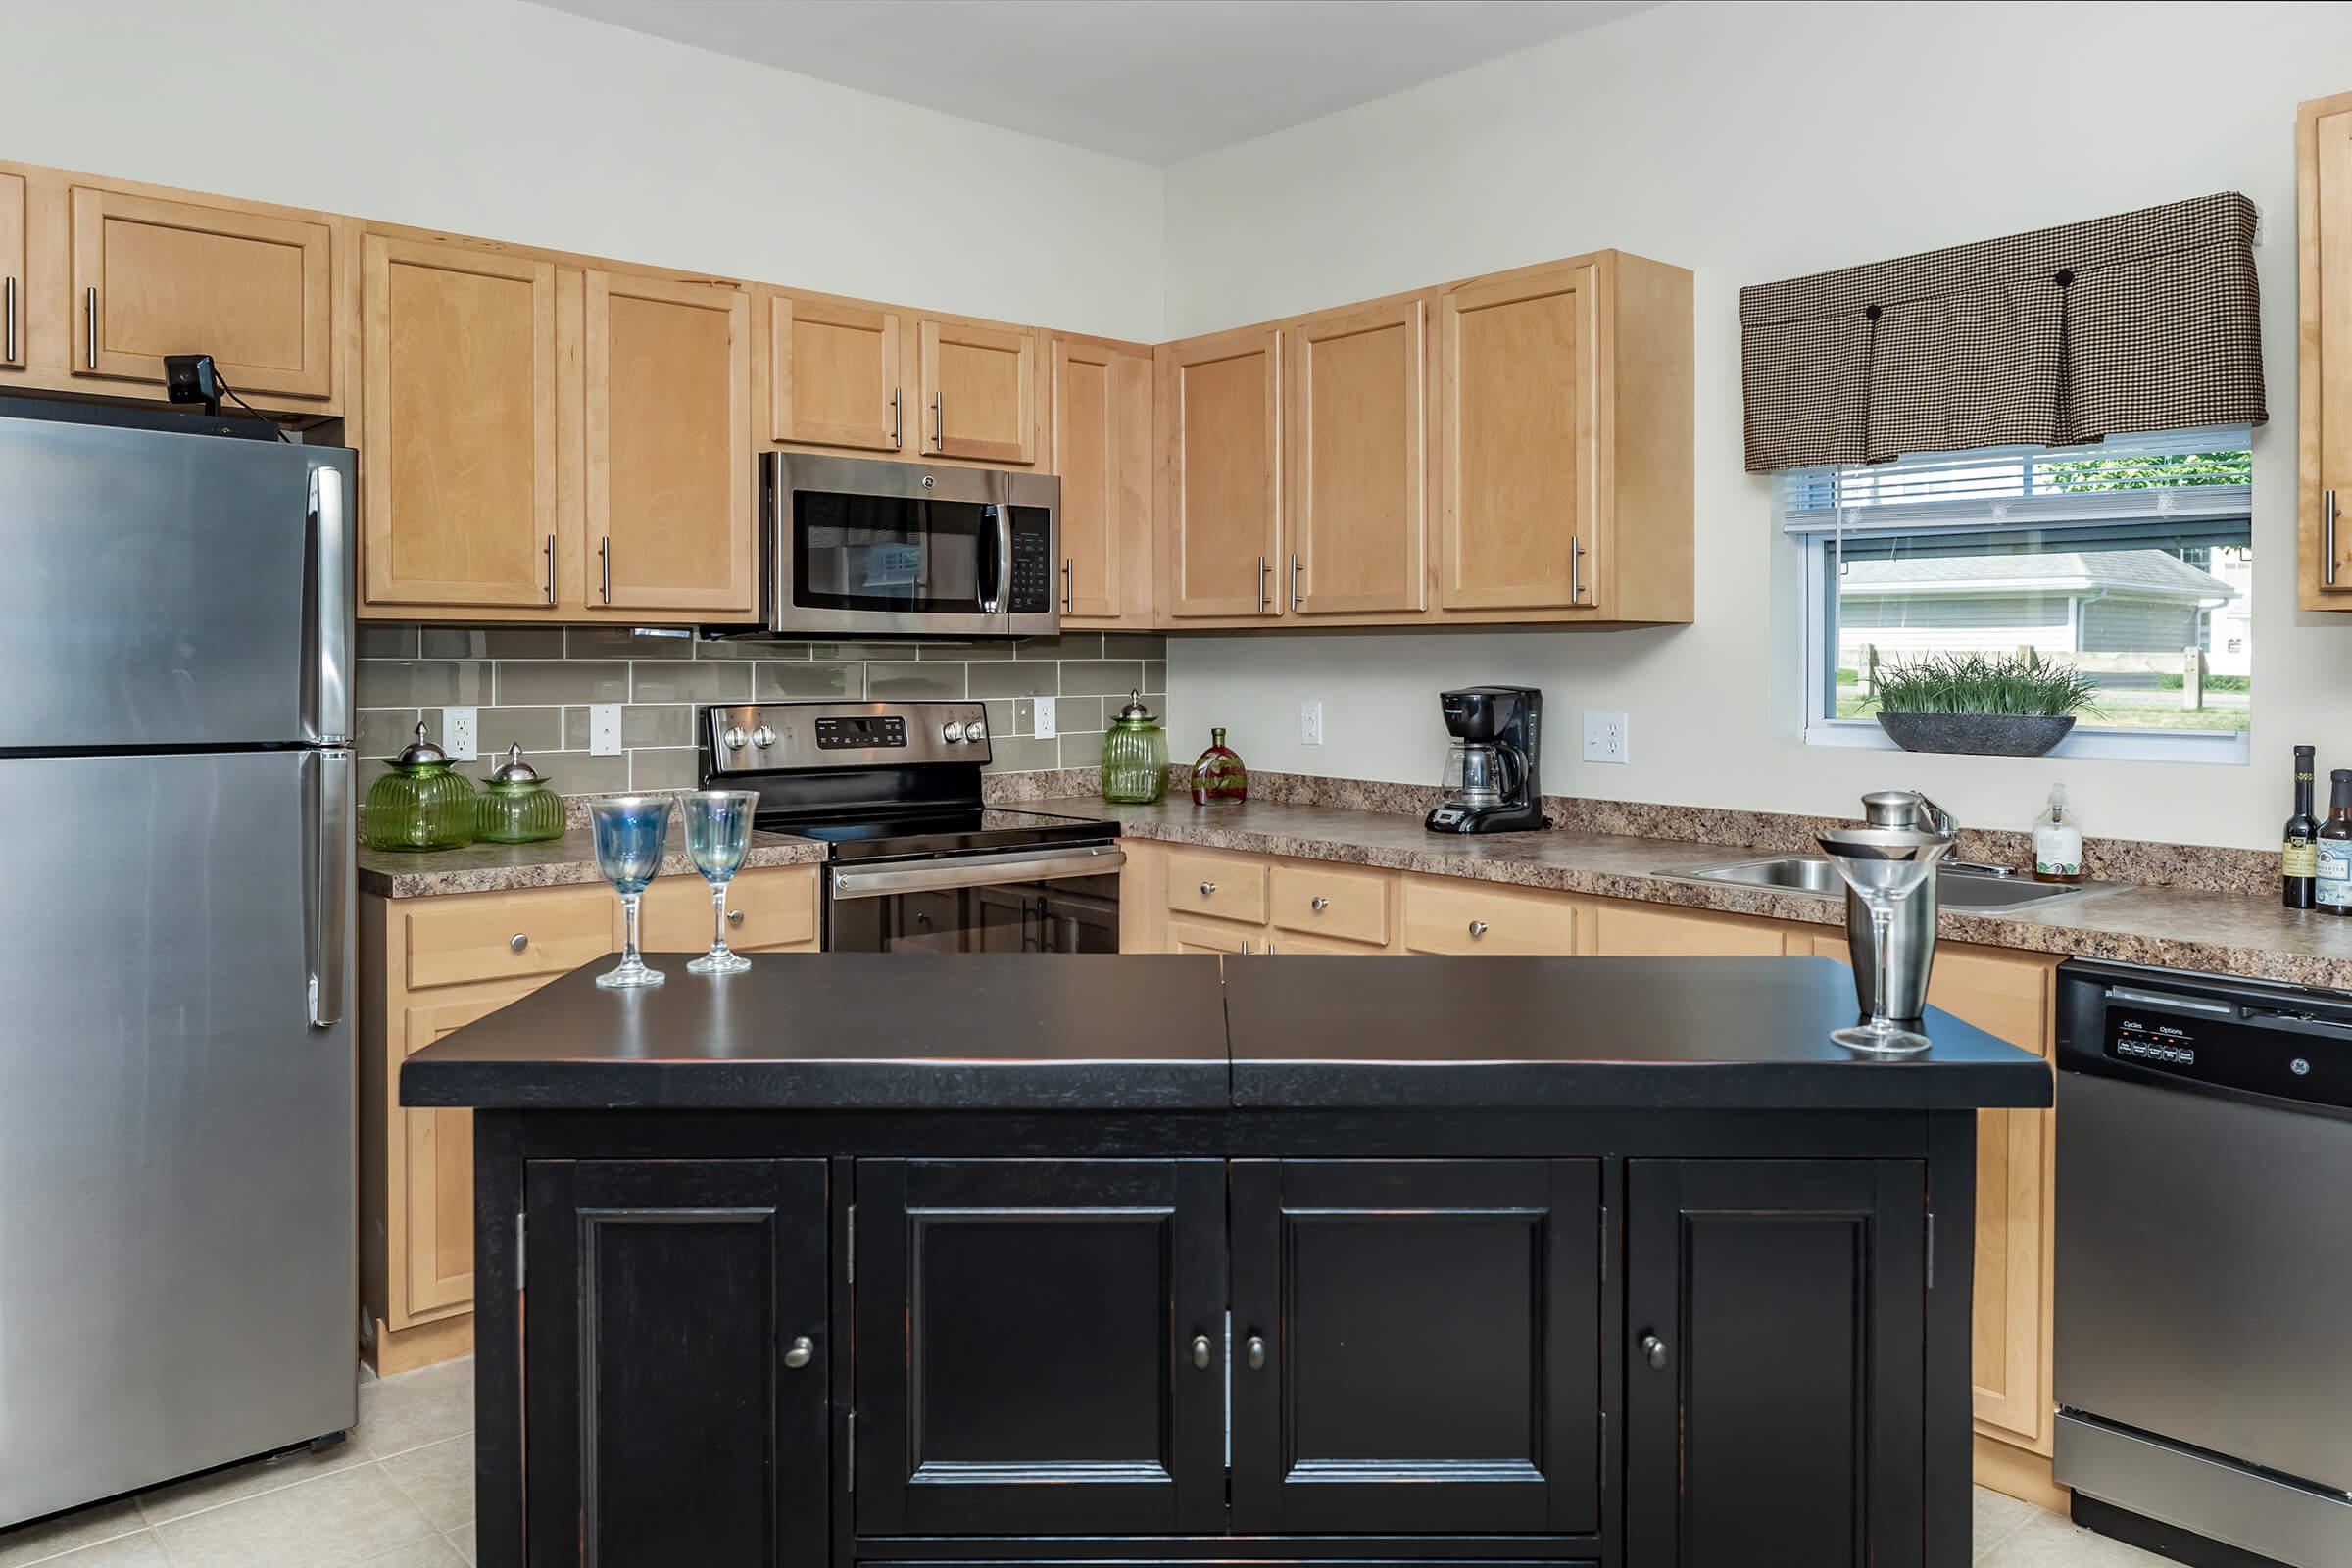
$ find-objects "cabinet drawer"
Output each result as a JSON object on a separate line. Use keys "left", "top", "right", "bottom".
{"left": 1168, "top": 916, "right": 1263, "bottom": 956}
{"left": 1267, "top": 861, "right": 1391, "bottom": 946}
{"left": 402, "top": 885, "right": 613, "bottom": 991}
{"left": 641, "top": 865, "right": 818, "bottom": 954}
{"left": 1165, "top": 850, "right": 1268, "bottom": 925}
{"left": 1402, "top": 875, "right": 1578, "bottom": 955}
{"left": 1590, "top": 901, "right": 1788, "bottom": 956}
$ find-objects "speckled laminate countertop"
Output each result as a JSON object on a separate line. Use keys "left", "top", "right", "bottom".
{"left": 1069, "top": 794, "right": 2352, "bottom": 991}
{"left": 359, "top": 822, "right": 827, "bottom": 899}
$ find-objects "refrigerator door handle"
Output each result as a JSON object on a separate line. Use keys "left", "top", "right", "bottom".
{"left": 307, "top": 748, "right": 352, "bottom": 1028}
{"left": 309, "top": 462, "right": 352, "bottom": 744}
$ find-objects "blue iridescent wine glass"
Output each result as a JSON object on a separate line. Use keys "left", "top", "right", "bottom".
{"left": 590, "top": 794, "right": 674, "bottom": 989}
{"left": 684, "top": 789, "right": 759, "bottom": 975}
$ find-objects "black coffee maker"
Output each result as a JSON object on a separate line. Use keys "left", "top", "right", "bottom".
{"left": 1426, "top": 685, "right": 1544, "bottom": 833}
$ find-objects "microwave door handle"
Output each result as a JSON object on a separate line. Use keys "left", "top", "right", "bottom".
{"left": 996, "top": 505, "right": 1013, "bottom": 617}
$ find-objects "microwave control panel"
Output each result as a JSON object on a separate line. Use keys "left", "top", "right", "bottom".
{"left": 1009, "top": 507, "right": 1054, "bottom": 614}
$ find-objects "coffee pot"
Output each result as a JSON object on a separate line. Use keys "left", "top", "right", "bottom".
{"left": 1426, "top": 686, "right": 1544, "bottom": 834}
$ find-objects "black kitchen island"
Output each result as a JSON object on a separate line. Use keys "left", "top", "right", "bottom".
{"left": 402, "top": 953, "right": 2051, "bottom": 1568}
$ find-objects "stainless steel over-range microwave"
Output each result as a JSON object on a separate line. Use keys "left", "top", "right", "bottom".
{"left": 731, "top": 453, "right": 1060, "bottom": 639}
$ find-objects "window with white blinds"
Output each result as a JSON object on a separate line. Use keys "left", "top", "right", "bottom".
{"left": 1790, "top": 425, "right": 2253, "bottom": 762}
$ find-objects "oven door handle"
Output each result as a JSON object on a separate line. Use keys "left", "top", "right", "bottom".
{"left": 829, "top": 844, "right": 1126, "bottom": 900}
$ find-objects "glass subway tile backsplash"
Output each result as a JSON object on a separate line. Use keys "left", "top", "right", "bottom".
{"left": 355, "top": 624, "right": 1165, "bottom": 794}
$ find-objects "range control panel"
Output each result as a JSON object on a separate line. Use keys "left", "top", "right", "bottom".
{"left": 815, "top": 714, "right": 906, "bottom": 751}
{"left": 2103, "top": 994, "right": 2352, "bottom": 1111}
{"left": 703, "top": 701, "right": 990, "bottom": 774}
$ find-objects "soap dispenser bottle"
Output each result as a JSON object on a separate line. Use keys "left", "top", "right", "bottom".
{"left": 2032, "top": 785, "right": 2082, "bottom": 884}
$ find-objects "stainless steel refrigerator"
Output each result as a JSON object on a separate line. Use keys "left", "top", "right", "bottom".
{"left": 0, "top": 400, "right": 357, "bottom": 1528}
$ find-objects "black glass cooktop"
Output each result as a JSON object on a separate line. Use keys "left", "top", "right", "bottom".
{"left": 758, "top": 806, "right": 1118, "bottom": 862}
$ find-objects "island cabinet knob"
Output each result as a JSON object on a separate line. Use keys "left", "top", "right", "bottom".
{"left": 1468, "top": 919, "right": 1490, "bottom": 940}
{"left": 508, "top": 933, "right": 528, "bottom": 953}
{"left": 1641, "top": 1333, "right": 1669, "bottom": 1370}
{"left": 1191, "top": 1334, "right": 1212, "bottom": 1370}
{"left": 785, "top": 1335, "right": 814, "bottom": 1370}
{"left": 1246, "top": 1334, "right": 1267, "bottom": 1371}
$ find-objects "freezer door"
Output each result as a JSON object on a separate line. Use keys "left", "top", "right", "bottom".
{"left": 0, "top": 417, "right": 354, "bottom": 749}
{"left": 0, "top": 751, "right": 357, "bottom": 1528}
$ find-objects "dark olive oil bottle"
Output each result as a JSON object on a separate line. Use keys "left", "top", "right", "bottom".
{"left": 2320, "top": 770, "right": 2352, "bottom": 915}
{"left": 2285, "top": 745, "right": 2320, "bottom": 909}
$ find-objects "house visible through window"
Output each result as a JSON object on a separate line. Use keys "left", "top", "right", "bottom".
{"left": 1787, "top": 427, "right": 2252, "bottom": 760}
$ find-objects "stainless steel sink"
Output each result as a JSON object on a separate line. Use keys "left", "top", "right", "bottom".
{"left": 1659, "top": 854, "right": 2113, "bottom": 912}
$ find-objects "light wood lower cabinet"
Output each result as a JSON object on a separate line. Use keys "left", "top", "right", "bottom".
{"left": 361, "top": 867, "right": 819, "bottom": 1374}
{"left": 1400, "top": 873, "right": 1580, "bottom": 955}
{"left": 1589, "top": 900, "right": 1792, "bottom": 956}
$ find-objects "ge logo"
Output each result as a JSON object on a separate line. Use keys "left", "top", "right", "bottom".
{"left": 2292, "top": 1057, "right": 2312, "bottom": 1077}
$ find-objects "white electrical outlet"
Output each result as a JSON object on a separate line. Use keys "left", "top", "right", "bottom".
{"left": 1300, "top": 700, "right": 1324, "bottom": 746}
{"left": 1582, "top": 711, "right": 1630, "bottom": 764}
{"left": 440, "top": 706, "right": 478, "bottom": 762}
{"left": 1034, "top": 696, "right": 1057, "bottom": 739}
{"left": 589, "top": 704, "right": 624, "bottom": 757}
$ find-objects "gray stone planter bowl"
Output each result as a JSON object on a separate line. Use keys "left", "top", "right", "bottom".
{"left": 1875, "top": 712, "right": 2077, "bottom": 758}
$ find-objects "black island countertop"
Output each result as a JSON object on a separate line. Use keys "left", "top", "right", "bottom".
{"left": 399, "top": 953, "right": 2052, "bottom": 1113}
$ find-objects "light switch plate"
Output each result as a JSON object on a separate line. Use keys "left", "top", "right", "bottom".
{"left": 1582, "top": 711, "right": 1629, "bottom": 764}
{"left": 589, "top": 704, "right": 624, "bottom": 757}
{"left": 440, "top": 706, "right": 478, "bottom": 762}
{"left": 1034, "top": 696, "right": 1057, "bottom": 739}
{"left": 1301, "top": 700, "right": 1324, "bottom": 746}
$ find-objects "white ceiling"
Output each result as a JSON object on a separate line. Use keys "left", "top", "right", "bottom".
{"left": 525, "top": 0, "right": 1657, "bottom": 165}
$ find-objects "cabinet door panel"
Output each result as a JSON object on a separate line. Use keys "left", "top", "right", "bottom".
{"left": 0, "top": 172, "right": 23, "bottom": 373}
{"left": 2308, "top": 105, "right": 2352, "bottom": 600}
{"left": 71, "top": 187, "right": 332, "bottom": 399}
{"left": 1626, "top": 1160, "right": 1926, "bottom": 1568}
{"left": 1439, "top": 265, "right": 1597, "bottom": 612}
{"left": 1162, "top": 330, "right": 1282, "bottom": 617}
{"left": 362, "top": 236, "right": 559, "bottom": 608}
{"left": 586, "top": 270, "right": 753, "bottom": 614}
{"left": 920, "top": 318, "right": 1037, "bottom": 465}
{"left": 398, "top": 989, "right": 538, "bottom": 1320}
{"left": 770, "top": 294, "right": 905, "bottom": 452}
{"left": 1054, "top": 337, "right": 1152, "bottom": 620}
{"left": 525, "top": 1160, "right": 829, "bottom": 1568}
{"left": 1231, "top": 1159, "right": 1600, "bottom": 1535}
{"left": 1290, "top": 301, "right": 1427, "bottom": 615}
{"left": 855, "top": 1158, "right": 1226, "bottom": 1535}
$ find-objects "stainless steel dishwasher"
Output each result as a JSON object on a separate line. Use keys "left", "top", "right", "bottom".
{"left": 2054, "top": 959, "right": 2352, "bottom": 1568}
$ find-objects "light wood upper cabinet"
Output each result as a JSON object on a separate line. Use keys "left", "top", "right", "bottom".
{"left": 1438, "top": 261, "right": 1598, "bottom": 612}
{"left": 1288, "top": 298, "right": 1428, "bottom": 615}
{"left": 918, "top": 316, "right": 1038, "bottom": 465}
{"left": 362, "top": 234, "right": 561, "bottom": 610}
{"left": 70, "top": 185, "right": 334, "bottom": 401}
{"left": 2302, "top": 91, "right": 2352, "bottom": 607}
{"left": 1160, "top": 326, "right": 1284, "bottom": 618}
{"left": 583, "top": 270, "right": 754, "bottom": 615}
{"left": 1052, "top": 336, "right": 1153, "bottom": 622}
{"left": 767, "top": 292, "right": 906, "bottom": 453}
{"left": 0, "top": 172, "right": 23, "bottom": 374}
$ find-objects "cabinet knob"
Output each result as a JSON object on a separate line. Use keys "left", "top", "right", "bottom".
{"left": 508, "top": 933, "right": 528, "bottom": 953}
{"left": 1191, "top": 1334, "right": 1212, "bottom": 1370}
{"left": 1246, "top": 1334, "right": 1267, "bottom": 1371}
{"left": 1641, "top": 1333, "right": 1669, "bottom": 1370}
{"left": 1200, "top": 881, "right": 1217, "bottom": 896}
{"left": 785, "top": 1335, "right": 813, "bottom": 1370}
{"left": 1468, "top": 919, "right": 1489, "bottom": 940}
{"left": 727, "top": 908, "right": 744, "bottom": 926}
{"left": 1310, "top": 896, "right": 1329, "bottom": 913}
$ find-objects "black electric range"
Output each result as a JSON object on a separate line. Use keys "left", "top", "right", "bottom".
{"left": 703, "top": 700, "right": 1123, "bottom": 952}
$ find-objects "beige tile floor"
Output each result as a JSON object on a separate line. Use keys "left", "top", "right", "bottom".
{"left": 1, "top": 1361, "right": 2182, "bottom": 1568}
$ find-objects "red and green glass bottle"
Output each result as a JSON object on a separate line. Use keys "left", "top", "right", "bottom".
{"left": 1190, "top": 727, "right": 1249, "bottom": 805}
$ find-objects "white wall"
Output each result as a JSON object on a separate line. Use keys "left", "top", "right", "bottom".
{"left": 0, "top": 0, "right": 1165, "bottom": 341}
{"left": 1160, "top": 0, "right": 2352, "bottom": 850}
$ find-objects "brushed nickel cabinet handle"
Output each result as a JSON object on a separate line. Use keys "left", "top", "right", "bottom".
{"left": 543, "top": 533, "right": 557, "bottom": 606}
{"left": 1256, "top": 555, "right": 1269, "bottom": 612}
{"left": 785, "top": 1335, "right": 813, "bottom": 1369}
{"left": 1246, "top": 1334, "right": 1267, "bottom": 1370}
{"left": 1292, "top": 552, "right": 1302, "bottom": 609}
{"left": 598, "top": 537, "right": 612, "bottom": 604}
{"left": 1310, "top": 896, "right": 1329, "bottom": 913}
{"left": 932, "top": 393, "right": 943, "bottom": 452}
{"left": 890, "top": 387, "right": 904, "bottom": 450}
{"left": 509, "top": 933, "right": 528, "bottom": 953}
{"left": 84, "top": 285, "right": 98, "bottom": 368}
{"left": 1570, "top": 534, "right": 1588, "bottom": 604}
{"left": 1240, "top": 940, "right": 1251, "bottom": 956}
{"left": 2328, "top": 490, "right": 2340, "bottom": 589}
{"left": 3, "top": 276, "right": 16, "bottom": 366}
{"left": 1062, "top": 557, "right": 1074, "bottom": 613}
{"left": 1191, "top": 1334, "right": 1211, "bottom": 1370}
{"left": 1468, "top": 919, "right": 1489, "bottom": 940}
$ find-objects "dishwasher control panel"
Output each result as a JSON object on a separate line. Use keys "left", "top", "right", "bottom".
{"left": 2103, "top": 999, "right": 2352, "bottom": 1111}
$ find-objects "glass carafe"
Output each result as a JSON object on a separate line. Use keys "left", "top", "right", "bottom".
{"left": 1440, "top": 740, "right": 1518, "bottom": 808}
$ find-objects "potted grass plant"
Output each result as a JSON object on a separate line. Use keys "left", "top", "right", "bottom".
{"left": 1867, "top": 651, "right": 2100, "bottom": 758}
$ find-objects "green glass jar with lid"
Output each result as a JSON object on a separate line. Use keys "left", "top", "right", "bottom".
{"left": 1101, "top": 689, "right": 1169, "bottom": 804}
{"left": 362, "top": 724, "right": 479, "bottom": 853}
{"left": 475, "top": 744, "right": 566, "bottom": 844}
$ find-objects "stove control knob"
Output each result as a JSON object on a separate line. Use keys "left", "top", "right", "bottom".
{"left": 942, "top": 721, "right": 965, "bottom": 744}
{"left": 752, "top": 726, "right": 777, "bottom": 749}
{"left": 722, "top": 726, "right": 748, "bottom": 751}
{"left": 965, "top": 720, "right": 988, "bottom": 744}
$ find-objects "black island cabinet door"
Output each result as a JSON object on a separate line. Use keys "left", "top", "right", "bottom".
{"left": 1229, "top": 1159, "right": 1602, "bottom": 1535}
{"left": 854, "top": 1158, "right": 1227, "bottom": 1536}
{"left": 522, "top": 1158, "right": 830, "bottom": 1568}
{"left": 1624, "top": 1159, "right": 1926, "bottom": 1568}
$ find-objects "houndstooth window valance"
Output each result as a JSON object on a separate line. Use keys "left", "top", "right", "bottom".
{"left": 1740, "top": 193, "right": 2266, "bottom": 473}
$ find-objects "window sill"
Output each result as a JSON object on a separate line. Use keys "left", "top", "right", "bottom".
{"left": 1804, "top": 718, "right": 2249, "bottom": 765}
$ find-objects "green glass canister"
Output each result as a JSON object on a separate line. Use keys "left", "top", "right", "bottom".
{"left": 362, "top": 724, "right": 479, "bottom": 852}
{"left": 475, "top": 744, "right": 566, "bottom": 844}
{"left": 1101, "top": 689, "right": 1169, "bottom": 805}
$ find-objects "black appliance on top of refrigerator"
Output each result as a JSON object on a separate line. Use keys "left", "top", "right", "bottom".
{"left": 0, "top": 398, "right": 357, "bottom": 1527}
